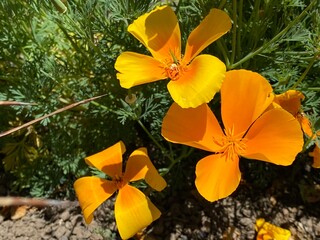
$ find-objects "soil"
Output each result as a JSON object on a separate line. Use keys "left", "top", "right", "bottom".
{"left": 1, "top": 159, "right": 320, "bottom": 240}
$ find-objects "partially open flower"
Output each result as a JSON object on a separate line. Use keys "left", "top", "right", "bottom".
{"left": 255, "top": 218, "right": 291, "bottom": 240}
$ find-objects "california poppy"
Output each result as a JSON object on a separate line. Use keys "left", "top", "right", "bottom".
{"left": 74, "top": 141, "right": 166, "bottom": 239}
{"left": 255, "top": 218, "right": 291, "bottom": 240}
{"left": 273, "top": 90, "right": 313, "bottom": 137}
{"left": 162, "top": 70, "right": 303, "bottom": 202}
{"left": 115, "top": 5, "right": 231, "bottom": 108}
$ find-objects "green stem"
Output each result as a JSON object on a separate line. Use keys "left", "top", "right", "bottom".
{"left": 217, "top": 39, "right": 230, "bottom": 66}
{"left": 237, "top": 0, "right": 243, "bottom": 58}
{"left": 229, "top": 0, "right": 317, "bottom": 69}
{"left": 230, "top": 0, "right": 237, "bottom": 65}
{"left": 90, "top": 100, "right": 111, "bottom": 111}
{"left": 137, "top": 120, "right": 175, "bottom": 163}
{"left": 218, "top": 0, "right": 227, "bottom": 9}
{"left": 291, "top": 55, "right": 317, "bottom": 89}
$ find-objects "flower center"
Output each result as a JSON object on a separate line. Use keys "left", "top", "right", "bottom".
{"left": 113, "top": 174, "right": 126, "bottom": 189}
{"left": 165, "top": 62, "right": 181, "bottom": 80}
{"left": 214, "top": 127, "right": 247, "bottom": 160}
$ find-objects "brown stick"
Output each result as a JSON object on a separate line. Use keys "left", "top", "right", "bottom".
{"left": 0, "top": 101, "right": 36, "bottom": 106}
{"left": 0, "top": 196, "right": 78, "bottom": 208}
{"left": 0, "top": 94, "right": 107, "bottom": 138}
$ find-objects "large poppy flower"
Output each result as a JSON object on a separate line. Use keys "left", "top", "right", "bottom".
{"left": 115, "top": 5, "right": 231, "bottom": 108}
{"left": 162, "top": 70, "right": 303, "bottom": 202}
{"left": 74, "top": 141, "right": 167, "bottom": 239}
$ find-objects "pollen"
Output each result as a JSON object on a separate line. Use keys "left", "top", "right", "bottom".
{"left": 214, "top": 127, "right": 247, "bottom": 160}
{"left": 165, "top": 62, "right": 181, "bottom": 80}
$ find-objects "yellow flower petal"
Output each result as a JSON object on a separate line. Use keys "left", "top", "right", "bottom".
{"left": 221, "top": 70, "right": 274, "bottom": 136}
{"left": 183, "top": 8, "right": 231, "bottom": 63}
{"left": 161, "top": 103, "right": 225, "bottom": 152}
{"left": 255, "top": 218, "right": 291, "bottom": 240}
{"left": 243, "top": 108, "right": 303, "bottom": 165}
{"left": 115, "top": 52, "right": 167, "bottom": 88}
{"left": 195, "top": 154, "right": 241, "bottom": 202}
{"left": 115, "top": 185, "right": 161, "bottom": 239}
{"left": 167, "top": 54, "right": 226, "bottom": 108}
{"left": 124, "top": 147, "right": 167, "bottom": 191}
{"left": 128, "top": 5, "right": 181, "bottom": 62}
{"left": 310, "top": 144, "right": 320, "bottom": 168}
{"left": 74, "top": 176, "right": 117, "bottom": 224}
{"left": 85, "top": 141, "right": 125, "bottom": 178}
{"left": 273, "top": 90, "right": 304, "bottom": 116}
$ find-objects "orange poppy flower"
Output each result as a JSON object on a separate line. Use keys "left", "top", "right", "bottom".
{"left": 115, "top": 5, "right": 231, "bottom": 108}
{"left": 162, "top": 70, "right": 303, "bottom": 202}
{"left": 74, "top": 141, "right": 166, "bottom": 239}
{"left": 273, "top": 90, "right": 313, "bottom": 137}
{"left": 255, "top": 218, "right": 291, "bottom": 240}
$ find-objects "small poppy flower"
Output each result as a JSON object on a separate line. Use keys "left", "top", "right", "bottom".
{"left": 273, "top": 90, "right": 313, "bottom": 137}
{"left": 162, "top": 70, "right": 303, "bottom": 202}
{"left": 115, "top": 5, "right": 231, "bottom": 108}
{"left": 255, "top": 218, "right": 291, "bottom": 240}
{"left": 74, "top": 141, "right": 166, "bottom": 239}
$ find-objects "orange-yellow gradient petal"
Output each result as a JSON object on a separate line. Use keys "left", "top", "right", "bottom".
{"left": 167, "top": 54, "right": 226, "bottom": 108}
{"left": 310, "top": 144, "right": 320, "bottom": 168}
{"left": 183, "top": 8, "right": 231, "bottom": 63}
{"left": 255, "top": 218, "right": 291, "bottom": 240}
{"left": 243, "top": 108, "right": 303, "bottom": 165}
{"left": 273, "top": 90, "right": 304, "bottom": 116}
{"left": 115, "top": 52, "right": 167, "bottom": 89}
{"left": 74, "top": 176, "right": 117, "bottom": 224}
{"left": 115, "top": 184, "right": 161, "bottom": 239}
{"left": 124, "top": 147, "right": 167, "bottom": 191}
{"left": 221, "top": 70, "right": 274, "bottom": 136}
{"left": 85, "top": 141, "right": 125, "bottom": 178}
{"left": 195, "top": 154, "right": 241, "bottom": 202}
{"left": 162, "top": 103, "right": 225, "bottom": 152}
{"left": 128, "top": 5, "right": 181, "bottom": 61}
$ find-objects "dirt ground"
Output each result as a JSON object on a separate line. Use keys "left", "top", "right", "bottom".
{"left": 1, "top": 159, "right": 320, "bottom": 240}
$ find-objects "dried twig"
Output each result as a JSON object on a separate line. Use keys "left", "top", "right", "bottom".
{"left": 0, "top": 94, "right": 107, "bottom": 138}
{"left": 0, "top": 196, "right": 78, "bottom": 208}
{"left": 0, "top": 101, "right": 36, "bottom": 106}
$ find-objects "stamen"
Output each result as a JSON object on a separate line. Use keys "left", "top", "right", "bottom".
{"left": 214, "top": 127, "right": 247, "bottom": 160}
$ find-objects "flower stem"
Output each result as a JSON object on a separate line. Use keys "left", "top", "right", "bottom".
{"left": 229, "top": 0, "right": 317, "bottom": 69}
{"left": 137, "top": 120, "right": 175, "bottom": 163}
{"left": 230, "top": 0, "right": 237, "bottom": 66}
{"left": 291, "top": 55, "right": 317, "bottom": 89}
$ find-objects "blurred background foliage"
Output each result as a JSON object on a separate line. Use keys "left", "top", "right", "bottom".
{"left": 0, "top": 0, "right": 319, "bottom": 198}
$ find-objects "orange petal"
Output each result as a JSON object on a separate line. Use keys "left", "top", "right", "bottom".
{"left": 167, "top": 54, "right": 226, "bottom": 108}
{"left": 128, "top": 5, "right": 181, "bottom": 62}
{"left": 243, "top": 108, "right": 303, "bottom": 165}
{"left": 115, "top": 52, "right": 167, "bottom": 88}
{"left": 221, "top": 70, "right": 274, "bottom": 136}
{"left": 74, "top": 176, "right": 117, "bottom": 224}
{"left": 195, "top": 154, "right": 241, "bottom": 202}
{"left": 183, "top": 8, "right": 231, "bottom": 63}
{"left": 310, "top": 144, "right": 320, "bottom": 168}
{"left": 115, "top": 185, "right": 161, "bottom": 239}
{"left": 124, "top": 147, "right": 167, "bottom": 191}
{"left": 161, "top": 103, "right": 225, "bottom": 152}
{"left": 85, "top": 141, "right": 125, "bottom": 178}
{"left": 297, "top": 113, "right": 314, "bottom": 138}
{"left": 273, "top": 90, "right": 304, "bottom": 116}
